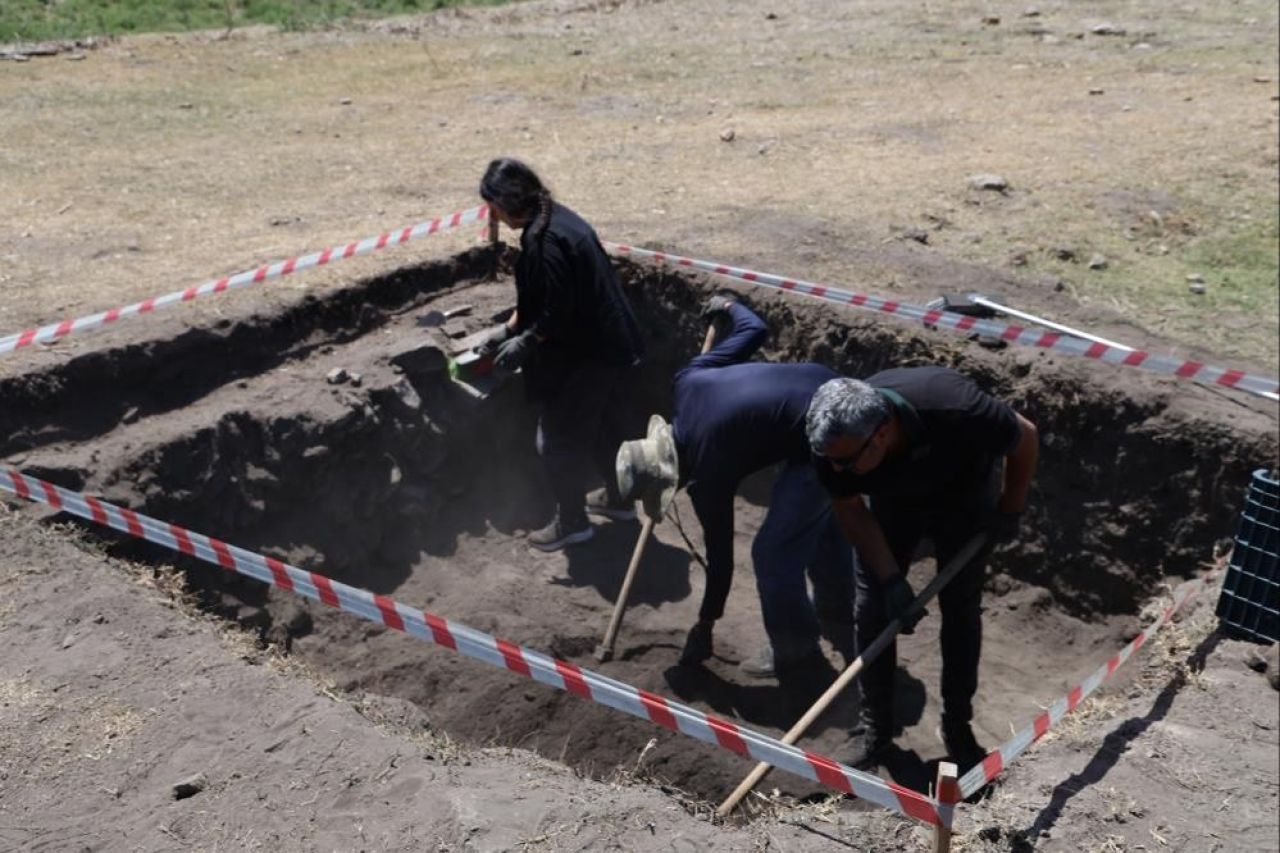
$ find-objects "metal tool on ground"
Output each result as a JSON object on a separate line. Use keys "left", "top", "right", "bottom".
{"left": 418, "top": 304, "right": 474, "bottom": 328}
{"left": 929, "top": 293, "right": 1135, "bottom": 352}
{"left": 715, "top": 533, "right": 987, "bottom": 817}
{"left": 597, "top": 415, "right": 681, "bottom": 662}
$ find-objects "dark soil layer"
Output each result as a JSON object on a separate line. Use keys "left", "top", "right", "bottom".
{"left": 2, "top": 247, "right": 1274, "bottom": 807}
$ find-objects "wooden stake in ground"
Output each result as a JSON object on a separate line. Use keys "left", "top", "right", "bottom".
{"left": 715, "top": 533, "right": 986, "bottom": 817}
{"left": 594, "top": 516, "right": 657, "bottom": 662}
{"left": 933, "top": 761, "right": 960, "bottom": 853}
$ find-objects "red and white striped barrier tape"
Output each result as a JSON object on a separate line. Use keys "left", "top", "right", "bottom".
{"left": 0, "top": 468, "right": 952, "bottom": 828}
{"left": 958, "top": 575, "right": 1209, "bottom": 798}
{"left": 605, "top": 242, "right": 1280, "bottom": 401}
{"left": 0, "top": 205, "right": 489, "bottom": 357}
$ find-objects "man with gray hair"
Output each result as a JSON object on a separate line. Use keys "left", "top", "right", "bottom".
{"left": 806, "top": 370, "right": 1039, "bottom": 773}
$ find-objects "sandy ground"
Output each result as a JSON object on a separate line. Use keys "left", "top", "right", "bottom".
{"left": 0, "top": 249, "right": 1275, "bottom": 850}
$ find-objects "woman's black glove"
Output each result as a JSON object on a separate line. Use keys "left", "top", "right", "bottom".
{"left": 477, "top": 324, "right": 513, "bottom": 357}
{"left": 495, "top": 330, "right": 536, "bottom": 370}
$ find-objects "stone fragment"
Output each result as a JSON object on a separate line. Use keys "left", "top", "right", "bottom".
{"left": 172, "top": 773, "right": 208, "bottom": 800}
{"left": 968, "top": 173, "right": 1008, "bottom": 192}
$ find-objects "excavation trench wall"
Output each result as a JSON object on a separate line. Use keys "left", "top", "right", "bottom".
{"left": 1, "top": 248, "right": 1274, "bottom": 802}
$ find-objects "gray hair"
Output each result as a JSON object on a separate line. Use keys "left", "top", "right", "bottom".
{"left": 805, "top": 378, "right": 890, "bottom": 453}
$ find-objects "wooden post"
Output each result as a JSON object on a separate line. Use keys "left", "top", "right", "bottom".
{"left": 594, "top": 517, "right": 656, "bottom": 662}
{"left": 933, "top": 761, "right": 959, "bottom": 853}
{"left": 715, "top": 534, "right": 987, "bottom": 818}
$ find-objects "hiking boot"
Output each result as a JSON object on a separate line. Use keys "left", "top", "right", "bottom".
{"left": 739, "top": 645, "right": 777, "bottom": 679}
{"left": 679, "top": 620, "right": 714, "bottom": 666}
{"left": 847, "top": 718, "right": 893, "bottom": 771}
{"left": 528, "top": 514, "right": 594, "bottom": 552}
{"left": 937, "top": 720, "right": 987, "bottom": 773}
{"left": 740, "top": 644, "right": 828, "bottom": 680}
{"left": 585, "top": 487, "right": 637, "bottom": 521}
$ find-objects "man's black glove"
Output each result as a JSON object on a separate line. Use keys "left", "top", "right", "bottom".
{"left": 701, "top": 293, "right": 737, "bottom": 319}
{"left": 988, "top": 509, "right": 1023, "bottom": 545}
{"left": 477, "top": 324, "right": 512, "bottom": 358}
{"left": 494, "top": 329, "right": 536, "bottom": 370}
{"left": 884, "top": 575, "right": 925, "bottom": 635}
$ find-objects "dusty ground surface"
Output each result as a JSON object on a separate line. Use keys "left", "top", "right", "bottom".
{"left": 0, "top": 246, "right": 1276, "bottom": 850}
{"left": 1, "top": 0, "right": 1278, "bottom": 850}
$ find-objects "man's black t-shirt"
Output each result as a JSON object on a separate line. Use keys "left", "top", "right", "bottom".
{"left": 814, "top": 367, "right": 1020, "bottom": 503}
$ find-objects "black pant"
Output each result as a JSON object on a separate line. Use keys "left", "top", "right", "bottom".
{"left": 853, "top": 476, "right": 997, "bottom": 731}
{"left": 535, "top": 364, "right": 627, "bottom": 527}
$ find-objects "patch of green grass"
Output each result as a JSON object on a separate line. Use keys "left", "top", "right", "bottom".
{"left": 0, "top": 0, "right": 513, "bottom": 43}
{"left": 1181, "top": 214, "right": 1280, "bottom": 309}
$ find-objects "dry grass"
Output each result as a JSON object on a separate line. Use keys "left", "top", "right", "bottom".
{"left": 0, "top": 0, "right": 1275, "bottom": 377}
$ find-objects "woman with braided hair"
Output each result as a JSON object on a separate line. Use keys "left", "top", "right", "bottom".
{"left": 478, "top": 157, "right": 645, "bottom": 551}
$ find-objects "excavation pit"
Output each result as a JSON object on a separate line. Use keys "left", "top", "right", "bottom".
{"left": 2, "top": 245, "right": 1274, "bottom": 809}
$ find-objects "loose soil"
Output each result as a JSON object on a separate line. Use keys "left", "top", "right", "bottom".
{"left": 1, "top": 245, "right": 1276, "bottom": 850}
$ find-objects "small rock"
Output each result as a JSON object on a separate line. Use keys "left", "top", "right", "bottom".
{"left": 1023, "top": 8, "right": 1041, "bottom": 17}
{"left": 348, "top": 372, "right": 363, "bottom": 388}
{"left": 719, "top": 127, "right": 736, "bottom": 142}
{"left": 765, "top": 12, "right": 778, "bottom": 19}
{"left": 1189, "top": 281, "right": 1206, "bottom": 295}
{"left": 1253, "top": 76, "right": 1272, "bottom": 84}
{"left": 1009, "top": 248, "right": 1030, "bottom": 266}
{"left": 1089, "top": 87, "right": 1105, "bottom": 95}
{"left": 1091, "top": 23, "right": 1127, "bottom": 36}
{"left": 172, "top": 773, "right": 208, "bottom": 800}
{"left": 1088, "top": 253, "right": 1109, "bottom": 270}
{"left": 757, "top": 144, "right": 769, "bottom": 155}
{"left": 982, "top": 15, "right": 1001, "bottom": 25}
{"left": 968, "top": 173, "right": 1008, "bottom": 192}
{"left": 900, "top": 227, "right": 930, "bottom": 244}
{"left": 178, "top": 102, "right": 193, "bottom": 109}
{"left": 339, "top": 97, "right": 353, "bottom": 105}
{"left": 326, "top": 367, "right": 351, "bottom": 385}
{"left": 121, "top": 406, "right": 140, "bottom": 425}
{"left": 67, "top": 53, "right": 86, "bottom": 61}
{"left": 1244, "top": 647, "right": 1268, "bottom": 673}
{"left": 1186, "top": 273, "right": 1205, "bottom": 284}
{"left": 1053, "top": 245, "right": 1077, "bottom": 261}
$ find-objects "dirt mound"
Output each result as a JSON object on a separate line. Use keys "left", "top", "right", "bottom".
{"left": 1, "top": 247, "right": 1274, "bottom": 811}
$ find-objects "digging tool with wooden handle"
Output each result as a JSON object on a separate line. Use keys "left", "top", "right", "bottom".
{"left": 594, "top": 516, "right": 657, "bottom": 662}
{"left": 715, "top": 533, "right": 987, "bottom": 817}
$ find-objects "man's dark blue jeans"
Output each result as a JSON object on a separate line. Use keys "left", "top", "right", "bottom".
{"left": 751, "top": 462, "right": 855, "bottom": 664}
